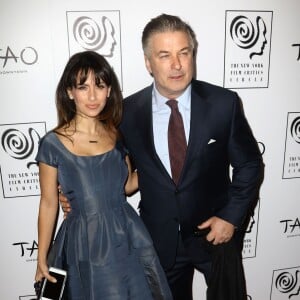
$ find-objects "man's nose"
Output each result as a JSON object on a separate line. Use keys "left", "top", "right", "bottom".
{"left": 171, "top": 55, "right": 182, "bottom": 70}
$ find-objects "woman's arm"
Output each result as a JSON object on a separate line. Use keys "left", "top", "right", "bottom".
{"left": 124, "top": 155, "right": 138, "bottom": 195}
{"left": 35, "top": 162, "right": 59, "bottom": 283}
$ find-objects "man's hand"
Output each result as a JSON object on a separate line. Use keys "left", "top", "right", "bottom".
{"left": 198, "top": 216, "right": 235, "bottom": 245}
{"left": 58, "top": 190, "right": 71, "bottom": 218}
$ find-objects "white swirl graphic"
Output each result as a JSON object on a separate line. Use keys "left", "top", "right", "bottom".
{"left": 73, "top": 16, "right": 105, "bottom": 51}
{"left": 290, "top": 117, "right": 300, "bottom": 143}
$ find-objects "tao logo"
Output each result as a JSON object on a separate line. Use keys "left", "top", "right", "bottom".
{"left": 0, "top": 46, "right": 38, "bottom": 68}
{"left": 280, "top": 217, "right": 300, "bottom": 235}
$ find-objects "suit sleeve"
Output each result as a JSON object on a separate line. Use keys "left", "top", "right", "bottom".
{"left": 216, "top": 94, "right": 264, "bottom": 228}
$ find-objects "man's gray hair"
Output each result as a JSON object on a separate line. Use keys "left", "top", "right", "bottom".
{"left": 142, "top": 14, "right": 198, "bottom": 57}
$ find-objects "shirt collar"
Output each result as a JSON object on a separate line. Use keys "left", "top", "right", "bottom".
{"left": 152, "top": 83, "right": 191, "bottom": 112}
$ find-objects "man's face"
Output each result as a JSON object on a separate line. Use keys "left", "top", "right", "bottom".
{"left": 144, "top": 30, "right": 194, "bottom": 99}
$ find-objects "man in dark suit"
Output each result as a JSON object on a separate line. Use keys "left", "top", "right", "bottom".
{"left": 61, "top": 13, "right": 263, "bottom": 299}
{"left": 120, "top": 14, "right": 263, "bottom": 299}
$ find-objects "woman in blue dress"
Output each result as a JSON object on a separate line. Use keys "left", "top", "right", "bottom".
{"left": 35, "top": 51, "right": 172, "bottom": 299}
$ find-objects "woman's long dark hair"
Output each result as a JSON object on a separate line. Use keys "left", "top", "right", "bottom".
{"left": 54, "top": 51, "right": 122, "bottom": 136}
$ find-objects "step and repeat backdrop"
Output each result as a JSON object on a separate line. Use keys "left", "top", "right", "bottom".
{"left": 0, "top": 0, "right": 299, "bottom": 299}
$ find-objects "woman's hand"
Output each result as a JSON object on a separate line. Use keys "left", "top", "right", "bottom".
{"left": 35, "top": 260, "right": 57, "bottom": 283}
{"left": 58, "top": 185, "right": 71, "bottom": 218}
{"left": 124, "top": 156, "right": 139, "bottom": 195}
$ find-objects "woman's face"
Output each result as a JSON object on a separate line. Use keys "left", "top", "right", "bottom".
{"left": 67, "top": 71, "right": 111, "bottom": 119}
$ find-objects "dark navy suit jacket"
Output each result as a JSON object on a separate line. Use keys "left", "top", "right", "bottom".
{"left": 120, "top": 79, "right": 264, "bottom": 269}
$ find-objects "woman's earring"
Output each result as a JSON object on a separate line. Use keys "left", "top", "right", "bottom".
{"left": 67, "top": 90, "right": 73, "bottom": 100}
{"left": 107, "top": 87, "right": 111, "bottom": 100}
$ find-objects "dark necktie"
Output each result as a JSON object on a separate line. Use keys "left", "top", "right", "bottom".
{"left": 166, "top": 100, "right": 187, "bottom": 185}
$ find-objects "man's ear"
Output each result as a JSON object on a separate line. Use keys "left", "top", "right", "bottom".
{"left": 144, "top": 55, "right": 152, "bottom": 75}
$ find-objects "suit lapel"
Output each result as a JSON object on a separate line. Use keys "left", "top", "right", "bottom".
{"left": 180, "top": 82, "right": 211, "bottom": 182}
{"left": 135, "top": 85, "right": 172, "bottom": 180}
{"left": 135, "top": 86, "right": 154, "bottom": 150}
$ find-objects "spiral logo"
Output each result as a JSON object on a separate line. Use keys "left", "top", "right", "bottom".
{"left": 290, "top": 117, "right": 300, "bottom": 143}
{"left": 1, "top": 128, "right": 40, "bottom": 160}
{"left": 230, "top": 16, "right": 259, "bottom": 49}
{"left": 73, "top": 16, "right": 106, "bottom": 51}
{"left": 230, "top": 15, "right": 267, "bottom": 60}
{"left": 275, "top": 271, "right": 298, "bottom": 294}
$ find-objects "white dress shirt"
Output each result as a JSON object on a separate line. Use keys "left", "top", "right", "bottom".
{"left": 152, "top": 83, "right": 191, "bottom": 176}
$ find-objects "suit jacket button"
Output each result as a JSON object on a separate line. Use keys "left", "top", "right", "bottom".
{"left": 175, "top": 189, "right": 179, "bottom": 194}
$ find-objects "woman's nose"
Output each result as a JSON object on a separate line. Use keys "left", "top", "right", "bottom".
{"left": 89, "top": 88, "right": 96, "bottom": 101}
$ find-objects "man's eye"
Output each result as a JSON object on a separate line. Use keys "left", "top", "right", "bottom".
{"left": 77, "top": 85, "right": 87, "bottom": 90}
{"left": 159, "top": 53, "right": 170, "bottom": 58}
{"left": 179, "top": 50, "right": 190, "bottom": 56}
